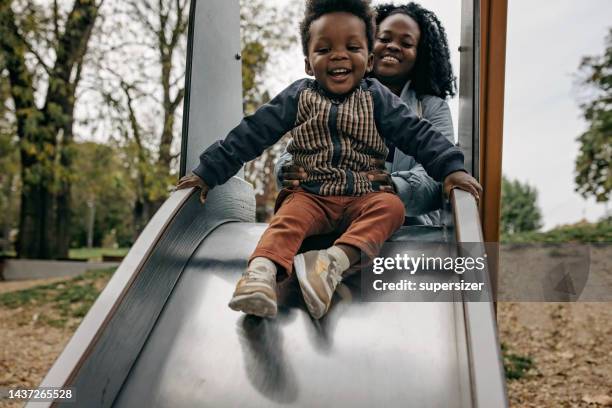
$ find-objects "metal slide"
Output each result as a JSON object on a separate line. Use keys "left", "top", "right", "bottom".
{"left": 110, "top": 193, "right": 505, "bottom": 408}
{"left": 31, "top": 183, "right": 505, "bottom": 408}
{"left": 30, "top": 0, "right": 507, "bottom": 406}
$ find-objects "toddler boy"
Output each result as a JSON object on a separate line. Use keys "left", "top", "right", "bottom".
{"left": 177, "top": 0, "right": 479, "bottom": 319}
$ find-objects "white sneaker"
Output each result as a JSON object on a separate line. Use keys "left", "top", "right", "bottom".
{"left": 228, "top": 262, "right": 277, "bottom": 318}
{"left": 294, "top": 250, "right": 344, "bottom": 319}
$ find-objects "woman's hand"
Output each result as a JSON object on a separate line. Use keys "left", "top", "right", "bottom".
{"left": 443, "top": 171, "right": 482, "bottom": 204}
{"left": 280, "top": 159, "right": 396, "bottom": 193}
{"left": 176, "top": 173, "right": 210, "bottom": 204}
{"left": 362, "top": 158, "right": 395, "bottom": 193}
{"left": 280, "top": 164, "right": 308, "bottom": 187}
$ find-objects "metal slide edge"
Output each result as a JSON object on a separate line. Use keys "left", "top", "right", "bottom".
{"left": 452, "top": 189, "right": 508, "bottom": 408}
{"left": 29, "top": 188, "right": 193, "bottom": 407}
{"left": 28, "top": 178, "right": 255, "bottom": 408}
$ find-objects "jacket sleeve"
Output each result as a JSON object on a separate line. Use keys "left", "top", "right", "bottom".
{"left": 391, "top": 165, "right": 443, "bottom": 216}
{"left": 274, "top": 147, "right": 294, "bottom": 190}
{"left": 193, "top": 79, "right": 306, "bottom": 189}
{"left": 369, "top": 78, "right": 465, "bottom": 182}
{"left": 421, "top": 95, "right": 455, "bottom": 143}
{"left": 392, "top": 96, "right": 455, "bottom": 215}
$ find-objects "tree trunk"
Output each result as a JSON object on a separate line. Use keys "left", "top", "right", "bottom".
{"left": 86, "top": 199, "right": 96, "bottom": 248}
{"left": 17, "top": 171, "right": 56, "bottom": 259}
{"left": 0, "top": 0, "right": 102, "bottom": 259}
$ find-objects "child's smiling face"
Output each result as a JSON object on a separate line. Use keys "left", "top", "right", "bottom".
{"left": 305, "top": 12, "right": 373, "bottom": 96}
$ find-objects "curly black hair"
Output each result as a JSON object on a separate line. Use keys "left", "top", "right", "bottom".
{"left": 375, "top": 3, "right": 456, "bottom": 98}
{"left": 300, "top": 0, "right": 376, "bottom": 56}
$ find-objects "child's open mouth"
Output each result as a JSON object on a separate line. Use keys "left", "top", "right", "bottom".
{"left": 328, "top": 68, "right": 352, "bottom": 81}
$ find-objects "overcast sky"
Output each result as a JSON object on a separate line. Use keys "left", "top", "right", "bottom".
{"left": 267, "top": 0, "right": 611, "bottom": 230}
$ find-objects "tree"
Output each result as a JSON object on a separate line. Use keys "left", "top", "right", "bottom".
{"left": 239, "top": 0, "right": 298, "bottom": 221}
{"left": 0, "top": 0, "right": 104, "bottom": 258}
{"left": 69, "top": 141, "right": 134, "bottom": 248}
{"left": 85, "top": 0, "right": 189, "bottom": 235}
{"left": 575, "top": 28, "right": 612, "bottom": 203}
{"left": 500, "top": 176, "right": 543, "bottom": 235}
{"left": 0, "top": 67, "right": 20, "bottom": 253}
{"left": 124, "top": 0, "right": 188, "bottom": 194}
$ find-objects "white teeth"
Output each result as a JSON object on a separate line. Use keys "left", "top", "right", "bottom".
{"left": 382, "top": 56, "right": 399, "bottom": 63}
{"left": 331, "top": 68, "right": 349, "bottom": 74}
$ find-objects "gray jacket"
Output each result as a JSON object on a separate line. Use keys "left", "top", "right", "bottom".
{"left": 276, "top": 80, "right": 455, "bottom": 226}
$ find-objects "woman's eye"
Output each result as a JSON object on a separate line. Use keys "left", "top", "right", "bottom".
{"left": 402, "top": 43, "right": 414, "bottom": 48}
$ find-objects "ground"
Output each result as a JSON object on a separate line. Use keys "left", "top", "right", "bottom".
{"left": 498, "top": 302, "right": 612, "bottom": 407}
{"left": 0, "top": 247, "right": 611, "bottom": 407}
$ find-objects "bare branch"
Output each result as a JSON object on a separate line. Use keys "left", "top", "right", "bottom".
{"left": 53, "top": 0, "right": 59, "bottom": 42}
{"left": 170, "top": 71, "right": 185, "bottom": 88}
{"left": 127, "top": 0, "right": 158, "bottom": 35}
{"left": 16, "top": 32, "right": 52, "bottom": 76}
{"left": 169, "top": 87, "right": 184, "bottom": 114}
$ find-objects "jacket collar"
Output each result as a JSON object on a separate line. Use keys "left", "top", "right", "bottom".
{"left": 312, "top": 79, "right": 367, "bottom": 104}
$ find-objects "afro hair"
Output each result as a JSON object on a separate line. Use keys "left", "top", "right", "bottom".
{"left": 375, "top": 2, "right": 456, "bottom": 98}
{"left": 300, "top": 0, "right": 376, "bottom": 56}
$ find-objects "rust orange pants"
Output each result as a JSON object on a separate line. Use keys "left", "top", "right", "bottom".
{"left": 249, "top": 189, "right": 405, "bottom": 274}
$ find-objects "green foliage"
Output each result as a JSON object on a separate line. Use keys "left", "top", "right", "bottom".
{"left": 1, "top": 0, "right": 103, "bottom": 258}
{"left": 69, "top": 141, "right": 135, "bottom": 247}
{"left": 575, "top": 28, "right": 612, "bottom": 202}
{"left": 239, "top": 1, "right": 299, "bottom": 220}
{"left": 0, "top": 70, "right": 19, "bottom": 251}
{"left": 68, "top": 247, "right": 129, "bottom": 261}
{"left": 239, "top": 0, "right": 298, "bottom": 113}
{"left": 501, "top": 343, "right": 534, "bottom": 380}
{"left": 0, "top": 268, "right": 115, "bottom": 327}
{"left": 501, "top": 217, "right": 612, "bottom": 244}
{"left": 501, "top": 175, "right": 543, "bottom": 236}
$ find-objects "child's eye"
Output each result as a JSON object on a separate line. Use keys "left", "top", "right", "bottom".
{"left": 377, "top": 37, "right": 391, "bottom": 43}
{"left": 402, "top": 42, "right": 414, "bottom": 48}
{"left": 316, "top": 47, "right": 330, "bottom": 54}
{"left": 348, "top": 45, "right": 362, "bottom": 51}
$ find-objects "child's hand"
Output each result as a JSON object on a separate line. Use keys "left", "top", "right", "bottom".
{"left": 176, "top": 173, "right": 210, "bottom": 204}
{"left": 443, "top": 171, "right": 482, "bottom": 204}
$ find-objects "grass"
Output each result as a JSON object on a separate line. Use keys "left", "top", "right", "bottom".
{"left": 68, "top": 247, "right": 129, "bottom": 261}
{"left": 501, "top": 343, "right": 534, "bottom": 380}
{"left": 502, "top": 219, "right": 612, "bottom": 244}
{"left": 0, "top": 268, "right": 115, "bottom": 328}
{"left": 2, "top": 247, "right": 129, "bottom": 261}
{"left": 0, "top": 249, "right": 16, "bottom": 257}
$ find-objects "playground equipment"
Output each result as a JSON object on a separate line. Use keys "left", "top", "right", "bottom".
{"left": 30, "top": 0, "right": 508, "bottom": 406}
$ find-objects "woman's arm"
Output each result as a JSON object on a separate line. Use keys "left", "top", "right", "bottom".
{"left": 422, "top": 96, "right": 455, "bottom": 143}
{"left": 391, "top": 165, "right": 443, "bottom": 216}
{"left": 274, "top": 148, "right": 293, "bottom": 189}
{"left": 390, "top": 97, "right": 454, "bottom": 216}
{"left": 369, "top": 79, "right": 465, "bottom": 182}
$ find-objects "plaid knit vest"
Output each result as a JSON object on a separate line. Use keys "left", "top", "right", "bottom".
{"left": 287, "top": 84, "right": 388, "bottom": 196}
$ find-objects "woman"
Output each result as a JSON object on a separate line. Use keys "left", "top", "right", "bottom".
{"left": 278, "top": 2, "right": 459, "bottom": 225}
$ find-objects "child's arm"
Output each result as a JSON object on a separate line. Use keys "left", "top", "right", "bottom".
{"left": 369, "top": 78, "right": 464, "bottom": 182}
{"left": 443, "top": 170, "right": 482, "bottom": 203}
{"left": 192, "top": 79, "right": 308, "bottom": 191}
{"left": 368, "top": 78, "right": 481, "bottom": 201}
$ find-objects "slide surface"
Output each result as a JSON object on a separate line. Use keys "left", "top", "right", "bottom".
{"left": 114, "top": 222, "right": 471, "bottom": 408}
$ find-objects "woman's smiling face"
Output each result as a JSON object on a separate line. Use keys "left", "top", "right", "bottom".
{"left": 373, "top": 13, "right": 421, "bottom": 92}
